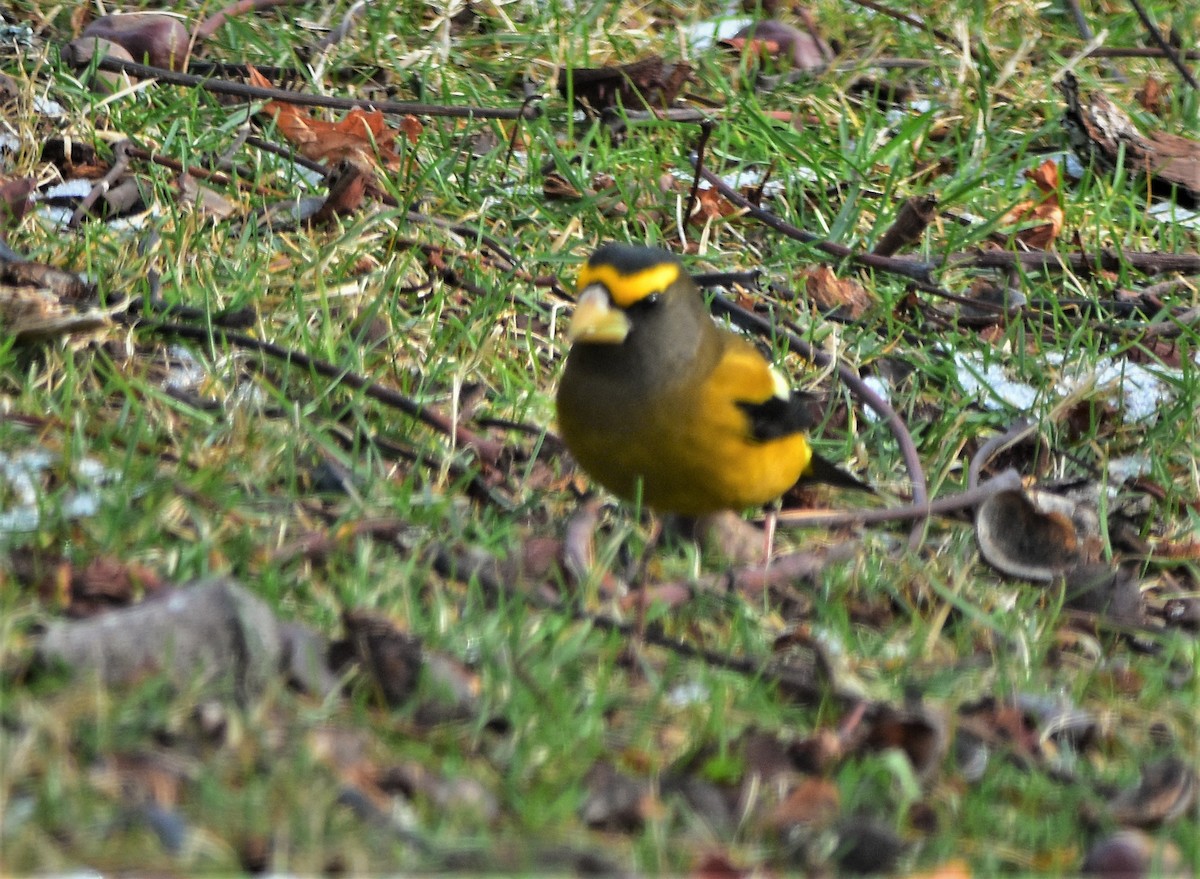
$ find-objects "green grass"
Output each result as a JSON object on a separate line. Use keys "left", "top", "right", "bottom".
{"left": 2, "top": 0, "right": 1199, "bottom": 873}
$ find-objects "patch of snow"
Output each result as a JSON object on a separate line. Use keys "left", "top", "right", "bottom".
{"left": 954, "top": 351, "right": 1040, "bottom": 411}
{"left": 685, "top": 15, "right": 754, "bottom": 51}
{"left": 1147, "top": 200, "right": 1200, "bottom": 230}
{"left": 860, "top": 375, "right": 891, "bottom": 423}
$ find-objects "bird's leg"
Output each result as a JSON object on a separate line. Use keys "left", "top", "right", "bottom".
{"left": 624, "top": 511, "right": 663, "bottom": 588}
{"left": 763, "top": 507, "right": 778, "bottom": 567}
{"left": 623, "top": 513, "right": 663, "bottom": 673}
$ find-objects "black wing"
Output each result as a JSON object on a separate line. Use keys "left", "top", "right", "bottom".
{"left": 738, "top": 391, "right": 873, "bottom": 492}
{"left": 736, "top": 390, "right": 819, "bottom": 441}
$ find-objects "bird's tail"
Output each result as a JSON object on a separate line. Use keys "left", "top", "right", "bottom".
{"left": 804, "top": 451, "right": 874, "bottom": 493}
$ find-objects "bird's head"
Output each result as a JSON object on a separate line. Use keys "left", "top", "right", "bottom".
{"left": 566, "top": 243, "right": 685, "bottom": 345}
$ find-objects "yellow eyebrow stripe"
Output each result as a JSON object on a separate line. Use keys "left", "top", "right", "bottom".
{"left": 577, "top": 261, "right": 680, "bottom": 309}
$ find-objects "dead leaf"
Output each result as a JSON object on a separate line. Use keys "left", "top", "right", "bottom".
{"left": 0, "top": 176, "right": 36, "bottom": 229}
{"left": 579, "top": 761, "right": 651, "bottom": 831}
{"left": 975, "top": 488, "right": 1101, "bottom": 582}
{"left": 958, "top": 698, "right": 1043, "bottom": 762}
{"left": 1082, "top": 829, "right": 1183, "bottom": 878}
{"left": 1134, "top": 76, "right": 1168, "bottom": 116}
{"left": 0, "top": 276, "right": 122, "bottom": 342}
{"left": 689, "top": 185, "right": 739, "bottom": 226}
{"left": 558, "top": 55, "right": 692, "bottom": 114}
{"left": 248, "top": 66, "right": 410, "bottom": 169}
{"left": 175, "top": 172, "right": 237, "bottom": 219}
{"left": 1003, "top": 159, "right": 1064, "bottom": 249}
{"left": 543, "top": 170, "right": 583, "bottom": 200}
{"left": 81, "top": 12, "right": 190, "bottom": 70}
{"left": 873, "top": 194, "right": 939, "bottom": 256}
{"left": 1108, "top": 756, "right": 1197, "bottom": 828}
{"left": 722, "top": 18, "right": 832, "bottom": 70}
{"left": 801, "top": 265, "right": 875, "bottom": 318}
{"left": 1061, "top": 563, "right": 1143, "bottom": 626}
{"left": 337, "top": 610, "right": 481, "bottom": 723}
{"left": 833, "top": 815, "right": 907, "bottom": 874}
{"left": 41, "top": 138, "right": 108, "bottom": 179}
{"left": 861, "top": 704, "right": 948, "bottom": 779}
{"left": 66, "top": 555, "right": 164, "bottom": 618}
{"left": 311, "top": 157, "right": 372, "bottom": 224}
{"left": 767, "top": 777, "right": 840, "bottom": 831}
{"left": 64, "top": 37, "right": 136, "bottom": 93}
{"left": 690, "top": 852, "right": 752, "bottom": 879}
{"left": 339, "top": 610, "right": 424, "bottom": 707}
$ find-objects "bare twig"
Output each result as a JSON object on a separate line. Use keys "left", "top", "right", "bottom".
{"left": 1126, "top": 0, "right": 1199, "bottom": 90}
{"left": 312, "top": 0, "right": 367, "bottom": 53}
{"left": 872, "top": 195, "right": 939, "bottom": 257}
{"left": 1061, "top": 0, "right": 1125, "bottom": 81}
{"left": 119, "top": 316, "right": 510, "bottom": 474}
{"left": 123, "top": 144, "right": 280, "bottom": 196}
{"left": 775, "top": 469, "right": 1023, "bottom": 527}
{"left": 240, "top": 134, "right": 521, "bottom": 269}
{"left": 698, "top": 166, "right": 937, "bottom": 284}
{"left": 67, "top": 140, "right": 132, "bottom": 228}
{"left": 89, "top": 56, "right": 542, "bottom": 120}
{"left": 429, "top": 542, "right": 846, "bottom": 705}
{"left": 838, "top": 0, "right": 967, "bottom": 58}
{"left": 1089, "top": 46, "right": 1200, "bottom": 60}
{"left": 684, "top": 120, "right": 715, "bottom": 236}
{"left": 944, "top": 249, "right": 1200, "bottom": 276}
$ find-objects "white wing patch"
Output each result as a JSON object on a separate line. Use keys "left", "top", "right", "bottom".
{"left": 768, "top": 365, "right": 791, "bottom": 401}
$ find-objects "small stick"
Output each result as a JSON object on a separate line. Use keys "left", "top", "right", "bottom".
{"left": 90, "top": 56, "right": 542, "bottom": 120}
{"left": 775, "top": 469, "right": 1023, "bottom": 528}
{"left": 683, "top": 119, "right": 715, "bottom": 231}
{"left": 1127, "top": 0, "right": 1199, "bottom": 90}
{"left": 67, "top": 140, "right": 132, "bottom": 228}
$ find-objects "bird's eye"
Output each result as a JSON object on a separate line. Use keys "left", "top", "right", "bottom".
{"left": 631, "top": 292, "right": 661, "bottom": 312}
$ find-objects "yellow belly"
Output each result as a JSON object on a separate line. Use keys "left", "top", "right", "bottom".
{"left": 558, "top": 381, "right": 812, "bottom": 516}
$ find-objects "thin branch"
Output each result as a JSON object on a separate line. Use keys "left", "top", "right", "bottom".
{"left": 312, "top": 0, "right": 368, "bottom": 54}
{"left": 684, "top": 120, "right": 715, "bottom": 236}
{"left": 192, "top": 0, "right": 298, "bottom": 43}
{"left": 1089, "top": 46, "right": 1200, "bottom": 60}
{"left": 89, "top": 56, "right": 542, "bottom": 120}
{"left": 839, "top": 0, "right": 970, "bottom": 59}
{"left": 775, "top": 469, "right": 1023, "bottom": 528}
{"left": 67, "top": 140, "right": 132, "bottom": 228}
{"left": 698, "top": 166, "right": 937, "bottom": 284}
{"left": 119, "top": 315, "right": 510, "bottom": 475}
{"left": 1126, "top": 0, "right": 1199, "bottom": 90}
{"left": 944, "top": 248, "right": 1200, "bottom": 276}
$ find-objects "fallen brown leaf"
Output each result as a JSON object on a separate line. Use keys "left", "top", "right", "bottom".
{"left": 248, "top": 66, "right": 414, "bottom": 169}
{"left": 801, "top": 265, "right": 875, "bottom": 318}
{"left": 81, "top": 12, "right": 190, "bottom": 70}
{"left": 558, "top": 55, "right": 692, "bottom": 114}
{"left": 1003, "top": 159, "right": 1064, "bottom": 249}
{"left": 766, "top": 776, "right": 840, "bottom": 831}
{"left": 722, "top": 18, "right": 832, "bottom": 70}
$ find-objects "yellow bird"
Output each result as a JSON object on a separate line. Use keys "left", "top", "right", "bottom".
{"left": 556, "top": 243, "right": 869, "bottom": 517}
